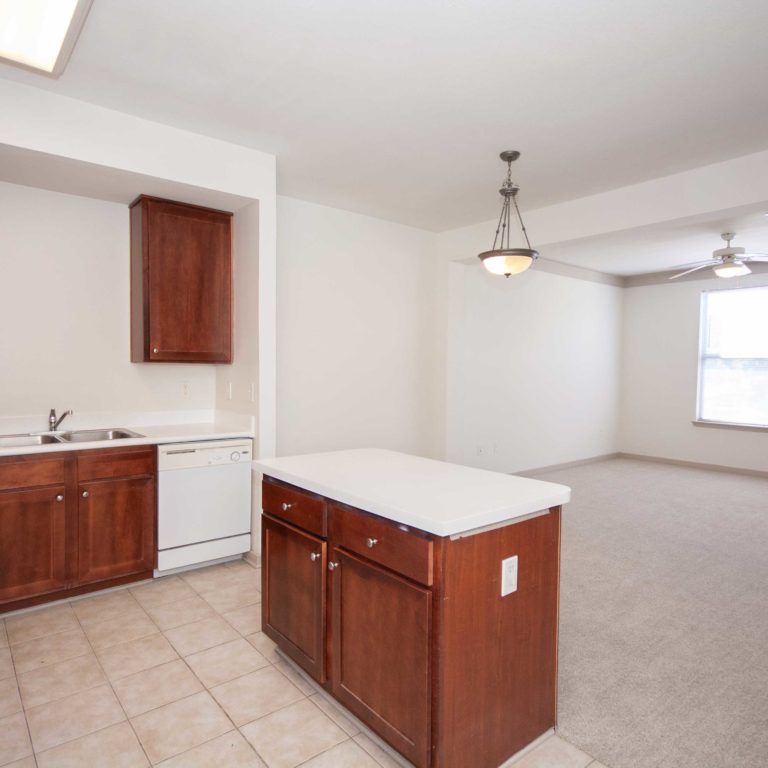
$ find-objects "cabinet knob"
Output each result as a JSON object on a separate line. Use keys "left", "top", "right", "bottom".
{"left": 310, "top": 552, "right": 321, "bottom": 562}
{"left": 82, "top": 490, "right": 90, "bottom": 498}
{"left": 281, "top": 502, "right": 293, "bottom": 511}
{"left": 152, "top": 347, "right": 159, "bottom": 354}
{"left": 55, "top": 494, "right": 64, "bottom": 502}
{"left": 328, "top": 561, "right": 340, "bottom": 571}
{"left": 366, "top": 537, "right": 378, "bottom": 549}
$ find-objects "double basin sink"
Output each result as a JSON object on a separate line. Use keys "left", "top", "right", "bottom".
{"left": 0, "top": 428, "right": 144, "bottom": 449}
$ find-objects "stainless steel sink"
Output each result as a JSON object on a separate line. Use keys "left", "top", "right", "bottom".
{"left": 0, "top": 428, "right": 144, "bottom": 448}
{"left": 0, "top": 434, "right": 63, "bottom": 447}
{"left": 58, "top": 428, "right": 144, "bottom": 442}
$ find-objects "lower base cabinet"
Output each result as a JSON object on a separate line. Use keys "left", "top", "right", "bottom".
{"left": 0, "top": 447, "right": 156, "bottom": 612}
{"left": 78, "top": 475, "right": 155, "bottom": 585}
{"left": 261, "top": 476, "right": 561, "bottom": 768}
{"left": 262, "top": 514, "right": 326, "bottom": 681}
{"left": 0, "top": 485, "right": 68, "bottom": 604}
{"left": 331, "top": 549, "right": 431, "bottom": 766}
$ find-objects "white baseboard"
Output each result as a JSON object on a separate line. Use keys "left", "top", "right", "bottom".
{"left": 617, "top": 452, "right": 768, "bottom": 478}
{"left": 518, "top": 453, "right": 621, "bottom": 477}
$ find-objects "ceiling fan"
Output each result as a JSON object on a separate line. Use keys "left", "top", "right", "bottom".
{"left": 669, "top": 232, "right": 768, "bottom": 279}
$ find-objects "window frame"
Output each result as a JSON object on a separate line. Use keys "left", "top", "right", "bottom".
{"left": 695, "top": 285, "right": 768, "bottom": 430}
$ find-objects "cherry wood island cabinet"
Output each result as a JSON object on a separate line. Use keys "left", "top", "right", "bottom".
{"left": 130, "top": 195, "right": 233, "bottom": 364}
{"left": 261, "top": 461, "right": 565, "bottom": 768}
{"left": 0, "top": 446, "right": 156, "bottom": 612}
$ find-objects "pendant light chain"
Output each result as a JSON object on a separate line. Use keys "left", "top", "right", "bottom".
{"left": 492, "top": 158, "right": 516, "bottom": 250}
{"left": 511, "top": 193, "right": 533, "bottom": 251}
{"left": 492, "top": 194, "right": 508, "bottom": 250}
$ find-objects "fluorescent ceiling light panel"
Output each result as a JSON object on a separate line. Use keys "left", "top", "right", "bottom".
{"left": 0, "top": 0, "right": 92, "bottom": 77}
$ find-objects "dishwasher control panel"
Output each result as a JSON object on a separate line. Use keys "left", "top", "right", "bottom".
{"left": 158, "top": 439, "right": 253, "bottom": 471}
{"left": 206, "top": 448, "right": 248, "bottom": 466}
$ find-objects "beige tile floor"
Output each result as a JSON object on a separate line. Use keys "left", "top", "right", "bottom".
{"left": 0, "top": 560, "right": 604, "bottom": 768}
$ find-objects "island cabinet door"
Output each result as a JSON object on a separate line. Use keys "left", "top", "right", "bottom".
{"left": 77, "top": 476, "right": 156, "bottom": 585}
{"left": 0, "top": 486, "right": 68, "bottom": 603}
{"left": 329, "top": 548, "right": 431, "bottom": 768}
{"left": 262, "top": 514, "right": 327, "bottom": 681}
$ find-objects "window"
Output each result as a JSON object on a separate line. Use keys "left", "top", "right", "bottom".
{"left": 698, "top": 286, "right": 768, "bottom": 427}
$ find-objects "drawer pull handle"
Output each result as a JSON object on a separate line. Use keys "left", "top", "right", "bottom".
{"left": 366, "top": 537, "right": 378, "bottom": 548}
{"left": 55, "top": 494, "right": 64, "bottom": 502}
{"left": 310, "top": 552, "right": 321, "bottom": 562}
{"left": 82, "top": 490, "right": 90, "bottom": 498}
{"left": 281, "top": 502, "right": 293, "bottom": 511}
{"left": 328, "top": 561, "right": 340, "bottom": 571}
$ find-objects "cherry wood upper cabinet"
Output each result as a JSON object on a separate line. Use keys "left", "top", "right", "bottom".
{"left": 130, "top": 195, "right": 233, "bottom": 363}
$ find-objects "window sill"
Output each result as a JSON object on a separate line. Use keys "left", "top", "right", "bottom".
{"left": 692, "top": 419, "right": 768, "bottom": 433}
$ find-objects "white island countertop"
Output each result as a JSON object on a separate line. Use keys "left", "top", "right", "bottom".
{"left": 256, "top": 449, "right": 570, "bottom": 537}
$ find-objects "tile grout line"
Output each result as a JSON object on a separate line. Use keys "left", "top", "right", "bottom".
{"left": 6, "top": 628, "right": 36, "bottom": 768}
{"left": 103, "top": 564, "right": 265, "bottom": 765}
{"left": 1, "top": 562, "right": 268, "bottom": 766}
{"left": 68, "top": 588, "right": 156, "bottom": 768}
{"left": 271, "top": 651, "right": 410, "bottom": 768}
{"left": 163, "top": 569, "right": 277, "bottom": 768}
{"left": 292, "top": 734, "right": 359, "bottom": 768}
{"left": 79, "top": 586, "right": 232, "bottom": 766}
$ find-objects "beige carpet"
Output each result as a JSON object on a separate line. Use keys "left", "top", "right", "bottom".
{"left": 536, "top": 458, "right": 768, "bottom": 768}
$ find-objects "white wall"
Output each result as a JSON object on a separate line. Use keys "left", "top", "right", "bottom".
{"left": 445, "top": 264, "right": 623, "bottom": 472}
{"left": 275, "top": 197, "right": 444, "bottom": 459}
{"left": 216, "top": 201, "right": 260, "bottom": 425}
{"left": 0, "top": 79, "right": 277, "bottom": 456}
{"left": 621, "top": 273, "right": 768, "bottom": 473}
{"left": 0, "top": 182, "right": 217, "bottom": 420}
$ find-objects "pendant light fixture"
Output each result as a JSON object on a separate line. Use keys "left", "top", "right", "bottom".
{"left": 477, "top": 151, "right": 539, "bottom": 277}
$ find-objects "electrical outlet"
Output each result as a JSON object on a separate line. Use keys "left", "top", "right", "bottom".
{"left": 182, "top": 382, "right": 190, "bottom": 398}
{"left": 501, "top": 555, "right": 518, "bottom": 597}
{"left": 248, "top": 382, "right": 256, "bottom": 403}
{"left": 226, "top": 381, "right": 233, "bottom": 401}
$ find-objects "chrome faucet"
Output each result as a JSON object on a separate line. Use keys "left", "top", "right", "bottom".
{"left": 49, "top": 408, "right": 73, "bottom": 432}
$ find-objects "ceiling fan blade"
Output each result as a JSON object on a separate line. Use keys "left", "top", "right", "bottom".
{"left": 744, "top": 255, "right": 768, "bottom": 262}
{"left": 669, "top": 263, "right": 715, "bottom": 280}
{"left": 669, "top": 259, "right": 718, "bottom": 270}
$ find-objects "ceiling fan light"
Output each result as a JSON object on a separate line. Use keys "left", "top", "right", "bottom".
{"left": 479, "top": 249, "right": 538, "bottom": 277}
{"left": 713, "top": 261, "right": 751, "bottom": 278}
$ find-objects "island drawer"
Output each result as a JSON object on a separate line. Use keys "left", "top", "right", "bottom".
{"left": 330, "top": 502, "right": 433, "bottom": 586}
{"left": 263, "top": 477, "right": 327, "bottom": 537}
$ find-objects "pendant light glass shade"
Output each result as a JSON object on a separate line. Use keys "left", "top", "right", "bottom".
{"left": 477, "top": 249, "right": 535, "bottom": 276}
{"left": 478, "top": 151, "right": 538, "bottom": 278}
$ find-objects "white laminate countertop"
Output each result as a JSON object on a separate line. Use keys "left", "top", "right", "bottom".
{"left": 256, "top": 449, "right": 571, "bottom": 537}
{"left": 0, "top": 422, "right": 254, "bottom": 458}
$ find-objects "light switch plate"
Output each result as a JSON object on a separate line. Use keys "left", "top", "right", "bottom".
{"left": 501, "top": 555, "right": 518, "bottom": 597}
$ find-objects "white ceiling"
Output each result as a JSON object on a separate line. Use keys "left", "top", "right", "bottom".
{"left": 0, "top": 144, "right": 254, "bottom": 212}
{"left": 540, "top": 204, "right": 768, "bottom": 276}
{"left": 2, "top": 0, "right": 768, "bottom": 236}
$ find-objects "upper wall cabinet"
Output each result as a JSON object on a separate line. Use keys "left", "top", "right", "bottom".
{"left": 130, "top": 195, "right": 233, "bottom": 363}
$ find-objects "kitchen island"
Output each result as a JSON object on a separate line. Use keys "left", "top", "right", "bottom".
{"left": 256, "top": 449, "right": 570, "bottom": 768}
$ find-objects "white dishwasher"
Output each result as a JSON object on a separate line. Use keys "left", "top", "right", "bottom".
{"left": 157, "top": 438, "right": 253, "bottom": 574}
